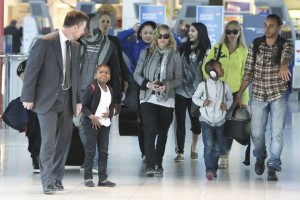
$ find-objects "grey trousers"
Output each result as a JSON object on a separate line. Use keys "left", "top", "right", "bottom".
{"left": 38, "top": 89, "right": 73, "bottom": 187}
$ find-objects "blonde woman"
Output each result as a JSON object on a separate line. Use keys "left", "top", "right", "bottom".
{"left": 134, "top": 24, "right": 182, "bottom": 177}
{"left": 202, "top": 20, "right": 249, "bottom": 168}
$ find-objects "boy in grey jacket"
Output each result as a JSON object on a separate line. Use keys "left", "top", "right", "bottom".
{"left": 192, "top": 59, "right": 233, "bottom": 180}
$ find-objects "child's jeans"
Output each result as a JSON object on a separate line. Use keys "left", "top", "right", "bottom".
{"left": 83, "top": 123, "right": 110, "bottom": 181}
{"left": 200, "top": 121, "right": 224, "bottom": 173}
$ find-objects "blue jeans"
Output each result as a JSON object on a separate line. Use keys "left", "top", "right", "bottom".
{"left": 201, "top": 121, "right": 224, "bottom": 173}
{"left": 250, "top": 95, "right": 286, "bottom": 171}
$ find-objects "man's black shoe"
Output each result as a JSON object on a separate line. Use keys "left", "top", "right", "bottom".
{"left": 255, "top": 157, "right": 266, "bottom": 175}
{"left": 43, "top": 185, "right": 56, "bottom": 194}
{"left": 267, "top": 166, "right": 278, "bottom": 181}
{"left": 54, "top": 180, "right": 64, "bottom": 191}
{"left": 98, "top": 180, "right": 116, "bottom": 187}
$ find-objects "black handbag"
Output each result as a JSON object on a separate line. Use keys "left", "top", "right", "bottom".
{"left": 118, "top": 105, "right": 141, "bottom": 136}
{"left": 2, "top": 97, "right": 29, "bottom": 132}
{"left": 190, "top": 101, "right": 200, "bottom": 117}
{"left": 122, "top": 76, "right": 140, "bottom": 111}
{"left": 224, "top": 106, "right": 251, "bottom": 141}
{"left": 224, "top": 106, "right": 251, "bottom": 165}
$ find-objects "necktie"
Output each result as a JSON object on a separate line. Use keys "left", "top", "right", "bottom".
{"left": 63, "top": 40, "right": 71, "bottom": 89}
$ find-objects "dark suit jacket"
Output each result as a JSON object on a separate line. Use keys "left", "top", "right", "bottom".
{"left": 21, "top": 31, "right": 82, "bottom": 115}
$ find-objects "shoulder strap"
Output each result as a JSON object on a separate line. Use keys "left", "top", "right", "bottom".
{"left": 90, "top": 83, "right": 96, "bottom": 95}
{"left": 215, "top": 44, "right": 222, "bottom": 61}
{"left": 222, "top": 81, "right": 225, "bottom": 103}
{"left": 205, "top": 80, "right": 209, "bottom": 99}
{"left": 252, "top": 36, "right": 266, "bottom": 64}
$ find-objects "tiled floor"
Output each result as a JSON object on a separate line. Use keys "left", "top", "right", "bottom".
{"left": 0, "top": 101, "right": 300, "bottom": 200}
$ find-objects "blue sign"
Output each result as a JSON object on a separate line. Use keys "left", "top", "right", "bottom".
{"left": 243, "top": 15, "right": 265, "bottom": 47}
{"left": 139, "top": 5, "right": 166, "bottom": 24}
{"left": 196, "top": 6, "right": 224, "bottom": 46}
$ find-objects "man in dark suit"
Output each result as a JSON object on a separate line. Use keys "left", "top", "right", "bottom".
{"left": 21, "top": 10, "right": 89, "bottom": 194}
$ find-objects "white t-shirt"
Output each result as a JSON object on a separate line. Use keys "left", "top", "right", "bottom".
{"left": 94, "top": 85, "right": 111, "bottom": 127}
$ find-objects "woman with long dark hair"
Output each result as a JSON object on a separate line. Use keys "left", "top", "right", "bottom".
{"left": 174, "top": 23, "right": 211, "bottom": 161}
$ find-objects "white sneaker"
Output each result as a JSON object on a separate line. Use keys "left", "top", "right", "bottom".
{"left": 219, "top": 156, "right": 227, "bottom": 169}
{"left": 79, "top": 166, "right": 84, "bottom": 172}
{"left": 92, "top": 164, "right": 98, "bottom": 174}
{"left": 174, "top": 153, "right": 184, "bottom": 162}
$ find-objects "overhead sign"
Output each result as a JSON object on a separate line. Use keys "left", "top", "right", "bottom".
{"left": 243, "top": 15, "right": 265, "bottom": 47}
{"left": 139, "top": 5, "right": 166, "bottom": 24}
{"left": 196, "top": 6, "right": 224, "bottom": 46}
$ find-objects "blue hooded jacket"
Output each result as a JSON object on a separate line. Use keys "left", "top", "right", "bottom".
{"left": 118, "top": 21, "right": 157, "bottom": 74}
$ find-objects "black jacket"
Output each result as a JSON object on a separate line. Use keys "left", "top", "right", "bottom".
{"left": 81, "top": 80, "right": 114, "bottom": 124}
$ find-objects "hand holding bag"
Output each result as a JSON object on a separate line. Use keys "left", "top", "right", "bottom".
{"left": 224, "top": 106, "right": 251, "bottom": 141}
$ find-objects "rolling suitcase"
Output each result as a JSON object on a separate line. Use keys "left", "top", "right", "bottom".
{"left": 66, "top": 124, "right": 85, "bottom": 166}
{"left": 118, "top": 105, "right": 141, "bottom": 136}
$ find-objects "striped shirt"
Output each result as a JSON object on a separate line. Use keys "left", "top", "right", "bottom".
{"left": 243, "top": 36, "right": 294, "bottom": 101}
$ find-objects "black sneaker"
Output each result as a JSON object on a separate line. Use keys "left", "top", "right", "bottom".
{"left": 98, "top": 180, "right": 116, "bottom": 187}
{"left": 255, "top": 157, "right": 266, "bottom": 175}
{"left": 43, "top": 184, "right": 56, "bottom": 194}
{"left": 267, "top": 166, "right": 278, "bottom": 181}
{"left": 54, "top": 180, "right": 64, "bottom": 191}
{"left": 156, "top": 165, "right": 164, "bottom": 174}
{"left": 146, "top": 168, "right": 155, "bottom": 177}
{"left": 84, "top": 179, "right": 95, "bottom": 187}
{"left": 32, "top": 156, "right": 40, "bottom": 173}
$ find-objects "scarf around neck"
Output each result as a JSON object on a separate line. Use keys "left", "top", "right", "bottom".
{"left": 155, "top": 47, "right": 171, "bottom": 102}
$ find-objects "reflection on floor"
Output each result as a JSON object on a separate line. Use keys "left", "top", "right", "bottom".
{"left": 0, "top": 101, "right": 300, "bottom": 200}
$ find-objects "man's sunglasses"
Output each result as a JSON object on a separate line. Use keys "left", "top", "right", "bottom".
{"left": 226, "top": 29, "right": 239, "bottom": 35}
{"left": 158, "top": 34, "right": 170, "bottom": 39}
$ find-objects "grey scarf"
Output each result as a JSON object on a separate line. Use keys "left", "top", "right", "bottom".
{"left": 155, "top": 47, "right": 171, "bottom": 102}
{"left": 80, "top": 14, "right": 111, "bottom": 65}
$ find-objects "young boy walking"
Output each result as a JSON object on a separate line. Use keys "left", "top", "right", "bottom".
{"left": 192, "top": 59, "right": 233, "bottom": 180}
{"left": 81, "top": 64, "right": 116, "bottom": 187}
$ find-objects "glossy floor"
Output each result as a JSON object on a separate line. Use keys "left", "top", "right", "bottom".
{"left": 0, "top": 101, "right": 300, "bottom": 200}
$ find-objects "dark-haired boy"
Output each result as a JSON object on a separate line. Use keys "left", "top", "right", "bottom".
{"left": 192, "top": 59, "right": 233, "bottom": 180}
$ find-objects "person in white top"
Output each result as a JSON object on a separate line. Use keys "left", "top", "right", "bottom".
{"left": 81, "top": 64, "right": 116, "bottom": 187}
{"left": 192, "top": 59, "right": 233, "bottom": 180}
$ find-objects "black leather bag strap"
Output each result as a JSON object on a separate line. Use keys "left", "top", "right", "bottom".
{"left": 215, "top": 44, "right": 222, "bottom": 61}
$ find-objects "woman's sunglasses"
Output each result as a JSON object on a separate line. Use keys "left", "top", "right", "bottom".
{"left": 158, "top": 34, "right": 170, "bottom": 39}
{"left": 226, "top": 29, "right": 239, "bottom": 35}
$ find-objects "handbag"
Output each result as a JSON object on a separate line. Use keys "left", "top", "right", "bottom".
{"left": 118, "top": 105, "right": 141, "bottom": 136}
{"left": 190, "top": 101, "right": 200, "bottom": 117}
{"left": 224, "top": 106, "right": 251, "bottom": 141}
{"left": 122, "top": 76, "right": 140, "bottom": 111}
{"left": 2, "top": 97, "right": 29, "bottom": 132}
{"left": 224, "top": 106, "right": 251, "bottom": 165}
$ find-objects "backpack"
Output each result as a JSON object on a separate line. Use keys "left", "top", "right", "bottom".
{"left": 252, "top": 35, "right": 287, "bottom": 65}
{"left": 2, "top": 97, "right": 29, "bottom": 132}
